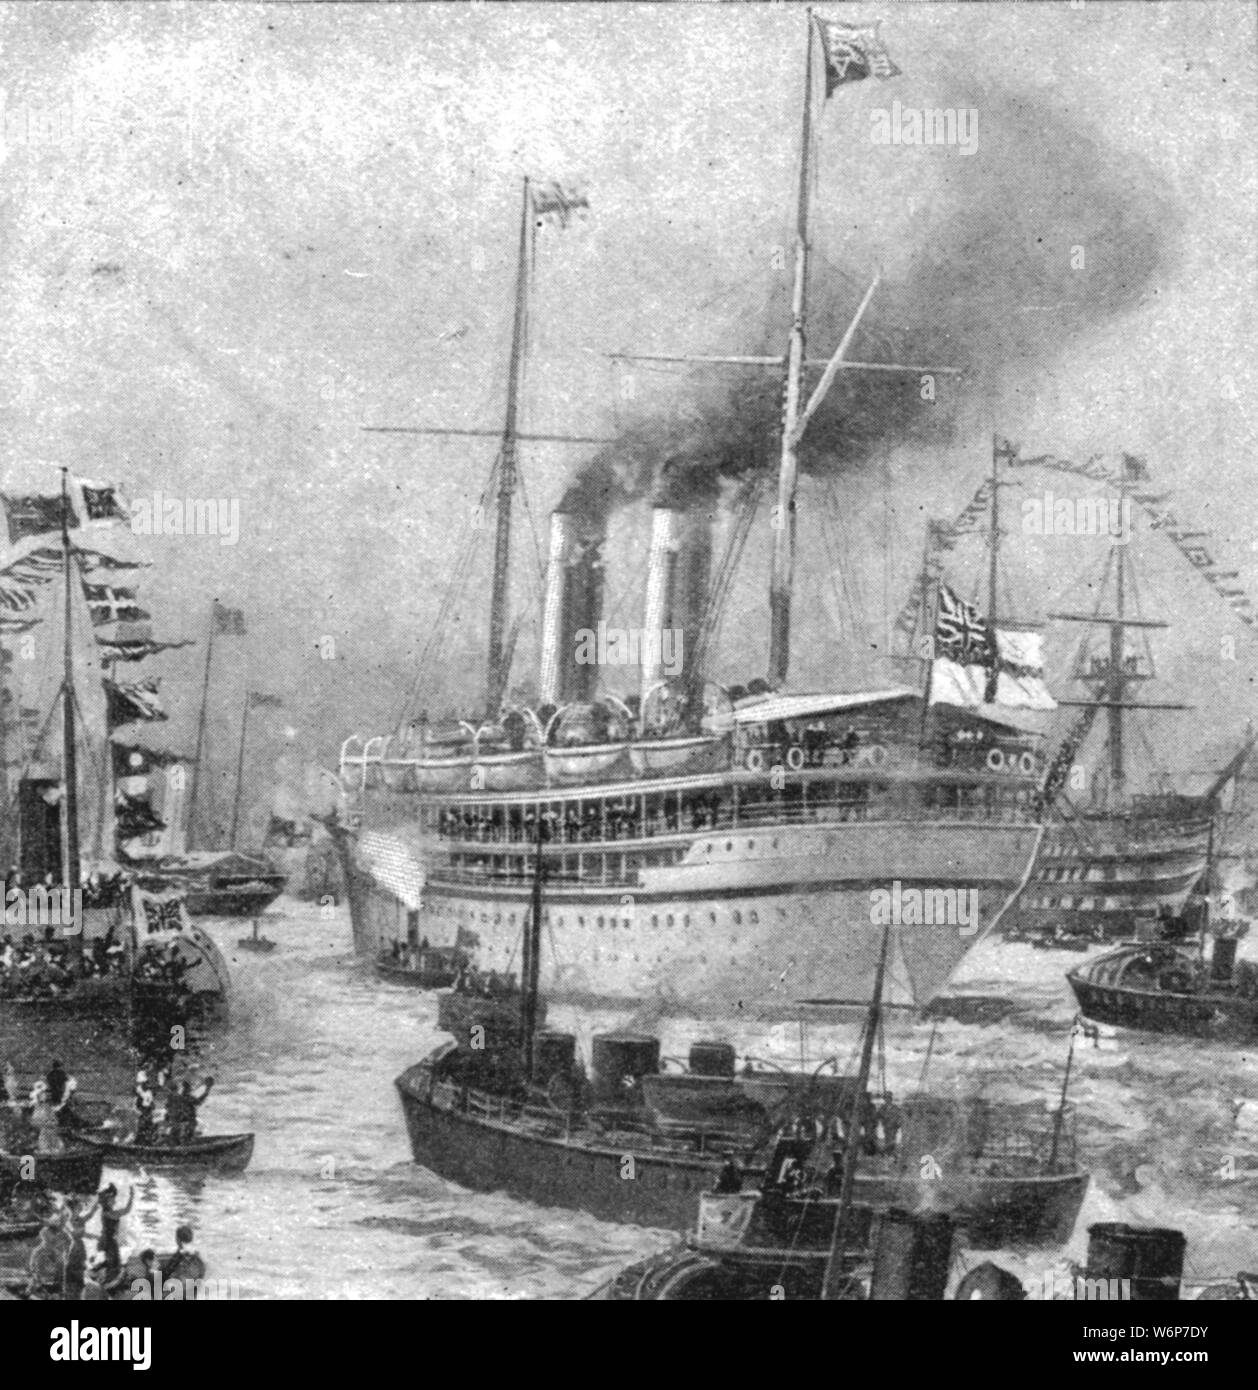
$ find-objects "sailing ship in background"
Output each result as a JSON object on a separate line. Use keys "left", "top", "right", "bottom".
{"left": 985, "top": 446, "right": 1250, "bottom": 946}
{"left": 335, "top": 16, "right": 1057, "bottom": 1021}
{"left": 116, "top": 599, "right": 286, "bottom": 918}
{"left": 890, "top": 437, "right": 1254, "bottom": 950}
{"left": 0, "top": 468, "right": 229, "bottom": 1011}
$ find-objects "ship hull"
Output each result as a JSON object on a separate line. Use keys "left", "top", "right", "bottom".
{"left": 343, "top": 816, "right": 1041, "bottom": 1013}
{"left": 395, "top": 1064, "right": 1086, "bottom": 1245}
{"left": 1006, "top": 812, "right": 1211, "bottom": 944}
{"left": 1068, "top": 945, "right": 1258, "bottom": 1039}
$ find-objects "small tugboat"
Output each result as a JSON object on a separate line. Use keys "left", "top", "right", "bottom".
{"left": 375, "top": 943, "right": 468, "bottom": 989}
{"left": 1068, "top": 921, "right": 1258, "bottom": 1039}
{"left": 397, "top": 827, "right": 1088, "bottom": 1244}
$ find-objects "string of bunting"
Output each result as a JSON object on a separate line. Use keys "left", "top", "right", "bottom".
{"left": 998, "top": 441, "right": 1258, "bottom": 634}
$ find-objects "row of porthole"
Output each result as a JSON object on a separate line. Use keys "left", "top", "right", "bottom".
{"left": 417, "top": 899, "right": 764, "bottom": 933}
{"left": 702, "top": 838, "right": 780, "bottom": 855}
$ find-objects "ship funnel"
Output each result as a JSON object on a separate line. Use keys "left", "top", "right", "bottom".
{"left": 538, "top": 511, "right": 572, "bottom": 708}
{"left": 640, "top": 507, "right": 712, "bottom": 707}
{"left": 538, "top": 509, "right": 606, "bottom": 709}
{"left": 641, "top": 508, "right": 680, "bottom": 703}
{"left": 561, "top": 526, "right": 605, "bottom": 705}
{"left": 869, "top": 1208, "right": 956, "bottom": 1301}
{"left": 1085, "top": 1223, "right": 1186, "bottom": 1302}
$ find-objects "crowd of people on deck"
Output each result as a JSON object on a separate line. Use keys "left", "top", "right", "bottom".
{"left": 132, "top": 940, "right": 193, "bottom": 993}
{"left": 718, "top": 1097, "right": 907, "bottom": 1202}
{"left": 436, "top": 792, "right": 730, "bottom": 847}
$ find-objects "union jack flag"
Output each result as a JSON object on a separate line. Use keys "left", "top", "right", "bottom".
{"left": 934, "top": 584, "right": 994, "bottom": 665}
{"left": 142, "top": 896, "right": 184, "bottom": 935}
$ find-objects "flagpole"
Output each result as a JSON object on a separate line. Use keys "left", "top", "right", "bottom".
{"left": 60, "top": 467, "right": 82, "bottom": 967}
{"left": 187, "top": 601, "right": 217, "bottom": 851}
{"left": 767, "top": 9, "right": 816, "bottom": 689}
{"left": 0, "top": 632, "right": 10, "bottom": 871}
{"left": 485, "top": 177, "right": 534, "bottom": 721}
{"left": 229, "top": 693, "right": 251, "bottom": 851}
{"left": 917, "top": 527, "right": 935, "bottom": 752}
{"left": 985, "top": 433, "right": 1001, "bottom": 704}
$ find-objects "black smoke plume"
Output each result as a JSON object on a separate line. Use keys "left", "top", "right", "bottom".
{"left": 560, "top": 80, "right": 1178, "bottom": 528}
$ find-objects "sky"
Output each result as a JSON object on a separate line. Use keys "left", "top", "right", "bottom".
{"left": 0, "top": 0, "right": 1254, "bottom": 810}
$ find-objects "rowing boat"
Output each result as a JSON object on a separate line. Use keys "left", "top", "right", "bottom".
{"left": 74, "top": 1132, "right": 254, "bottom": 1173}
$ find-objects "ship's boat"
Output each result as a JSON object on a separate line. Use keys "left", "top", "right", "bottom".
{"left": 1068, "top": 930, "right": 1258, "bottom": 1039}
{"left": 628, "top": 734, "right": 729, "bottom": 778}
{"left": 401, "top": 748, "right": 543, "bottom": 794}
{"left": 74, "top": 1132, "right": 254, "bottom": 1174}
{"left": 543, "top": 742, "right": 630, "bottom": 784}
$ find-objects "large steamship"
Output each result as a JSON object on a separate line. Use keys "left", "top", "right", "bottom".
{"left": 335, "top": 20, "right": 1052, "bottom": 1017}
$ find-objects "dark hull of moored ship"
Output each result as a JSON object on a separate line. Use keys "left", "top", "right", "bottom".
{"left": 394, "top": 1058, "right": 1088, "bottom": 1246}
{"left": 1005, "top": 809, "right": 1213, "bottom": 944}
{"left": 396, "top": 1061, "right": 714, "bottom": 1231}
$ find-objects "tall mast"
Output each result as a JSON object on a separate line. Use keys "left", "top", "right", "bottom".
{"left": 187, "top": 601, "right": 217, "bottom": 850}
{"left": 767, "top": 13, "right": 817, "bottom": 689}
{"left": 820, "top": 920, "right": 891, "bottom": 1300}
{"left": 229, "top": 692, "right": 251, "bottom": 851}
{"left": 987, "top": 434, "right": 1000, "bottom": 625}
{"left": 59, "top": 467, "right": 81, "bottom": 949}
{"left": 1107, "top": 474, "right": 1128, "bottom": 795}
{"left": 485, "top": 177, "right": 534, "bottom": 720}
{"left": 984, "top": 434, "right": 1001, "bottom": 702}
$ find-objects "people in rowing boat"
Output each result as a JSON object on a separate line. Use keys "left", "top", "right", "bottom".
{"left": 164, "top": 1076, "right": 215, "bottom": 1145}
{"left": 131, "top": 1065, "right": 167, "bottom": 1145}
{"left": 28, "top": 1080, "right": 71, "bottom": 1155}
{"left": 46, "top": 1060, "right": 82, "bottom": 1133}
{"left": 63, "top": 1198, "right": 97, "bottom": 1300}
{"left": 113, "top": 1247, "right": 158, "bottom": 1299}
{"left": 26, "top": 1213, "right": 70, "bottom": 1298}
{"left": 160, "top": 1225, "right": 206, "bottom": 1291}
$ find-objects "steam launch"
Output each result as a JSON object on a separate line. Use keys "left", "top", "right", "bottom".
{"left": 335, "top": 14, "right": 1053, "bottom": 1017}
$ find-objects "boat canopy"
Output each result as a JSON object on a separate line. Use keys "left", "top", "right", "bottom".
{"left": 731, "top": 689, "right": 918, "bottom": 726}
